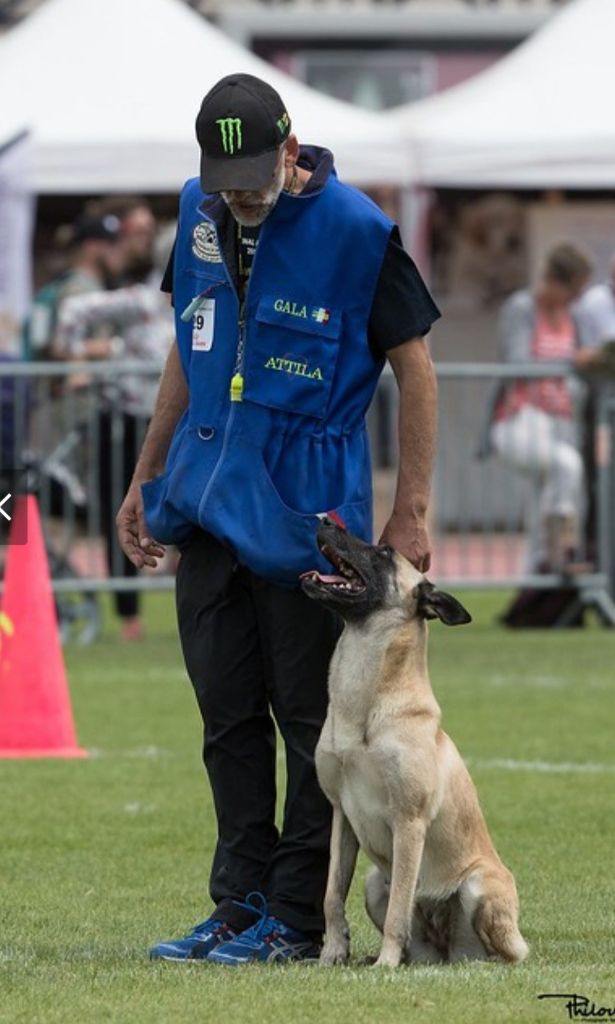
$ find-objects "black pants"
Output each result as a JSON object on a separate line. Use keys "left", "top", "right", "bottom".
{"left": 176, "top": 530, "right": 341, "bottom": 938}
{"left": 98, "top": 409, "right": 146, "bottom": 619}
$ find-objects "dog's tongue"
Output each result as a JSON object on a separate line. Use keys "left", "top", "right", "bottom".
{"left": 300, "top": 571, "right": 346, "bottom": 584}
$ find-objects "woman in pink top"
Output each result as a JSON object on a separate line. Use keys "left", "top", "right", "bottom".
{"left": 490, "top": 244, "right": 593, "bottom": 573}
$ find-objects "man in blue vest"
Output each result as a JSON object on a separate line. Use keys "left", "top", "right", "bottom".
{"left": 117, "top": 73, "right": 440, "bottom": 965}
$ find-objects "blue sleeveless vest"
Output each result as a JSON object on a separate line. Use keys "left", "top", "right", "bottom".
{"left": 142, "top": 157, "right": 393, "bottom": 585}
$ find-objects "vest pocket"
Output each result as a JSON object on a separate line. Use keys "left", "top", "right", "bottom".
{"left": 243, "top": 296, "right": 342, "bottom": 420}
{"left": 203, "top": 443, "right": 372, "bottom": 586}
{"left": 141, "top": 472, "right": 195, "bottom": 547}
{"left": 253, "top": 457, "right": 373, "bottom": 584}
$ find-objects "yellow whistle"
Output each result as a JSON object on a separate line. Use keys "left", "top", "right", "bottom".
{"left": 230, "top": 373, "right": 244, "bottom": 402}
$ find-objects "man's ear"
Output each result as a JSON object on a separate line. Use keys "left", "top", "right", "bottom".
{"left": 284, "top": 134, "right": 299, "bottom": 166}
{"left": 415, "top": 581, "right": 472, "bottom": 626}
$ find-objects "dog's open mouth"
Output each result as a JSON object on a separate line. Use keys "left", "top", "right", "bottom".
{"left": 300, "top": 542, "right": 367, "bottom": 595}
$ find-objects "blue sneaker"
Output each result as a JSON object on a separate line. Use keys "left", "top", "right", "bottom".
{"left": 149, "top": 917, "right": 238, "bottom": 961}
{"left": 207, "top": 893, "right": 321, "bottom": 966}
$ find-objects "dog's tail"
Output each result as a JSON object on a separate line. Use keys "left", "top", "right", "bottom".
{"left": 464, "top": 869, "right": 529, "bottom": 963}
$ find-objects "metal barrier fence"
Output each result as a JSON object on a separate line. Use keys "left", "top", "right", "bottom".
{"left": 1, "top": 359, "right": 614, "bottom": 633}
{"left": 377, "top": 361, "right": 615, "bottom": 626}
{"left": 201, "top": 0, "right": 565, "bottom": 10}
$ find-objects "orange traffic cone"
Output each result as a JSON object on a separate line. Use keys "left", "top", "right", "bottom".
{"left": 0, "top": 494, "right": 87, "bottom": 757}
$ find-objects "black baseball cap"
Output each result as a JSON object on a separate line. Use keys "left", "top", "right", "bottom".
{"left": 72, "top": 213, "right": 121, "bottom": 244}
{"left": 196, "top": 73, "right": 291, "bottom": 193}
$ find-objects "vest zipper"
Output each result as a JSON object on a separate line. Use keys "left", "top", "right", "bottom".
{"left": 229, "top": 220, "right": 263, "bottom": 402}
{"left": 197, "top": 218, "right": 262, "bottom": 524}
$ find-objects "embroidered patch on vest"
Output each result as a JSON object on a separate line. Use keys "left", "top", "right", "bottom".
{"left": 311, "top": 307, "right": 331, "bottom": 324}
{"left": 264, "top": 356, "right": 324, "bottom": 381}
{"left": 273, "top": 299, "right": 307, "bottom": 319}
{"left": 192, "top": 223, "right": 222, "bottom": 263}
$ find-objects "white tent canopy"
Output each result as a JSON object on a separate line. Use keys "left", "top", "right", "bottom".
{"left": 0, "top": 0, "right": 404, "bottom": 193}
{"left": 387, "top": 0, "right": 615, "bottom": 189}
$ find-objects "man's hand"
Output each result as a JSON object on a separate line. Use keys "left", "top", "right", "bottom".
{"left": 574, "top": 343, "right": 615, "bottom": 378}
{"left": 379, "top": 509, "right": 431, "bottom": 574}
{"left": 114, "top": 342, "right": 187, "bottom": 569}
{"left": 116, "top": 480, "right": 165, "bottom": 569}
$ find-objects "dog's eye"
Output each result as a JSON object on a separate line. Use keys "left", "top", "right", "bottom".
{"left": 378, "top": 544, "right": 394, "bottom": 558}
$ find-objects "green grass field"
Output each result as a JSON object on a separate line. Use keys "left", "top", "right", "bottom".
{"left": 1, "top": 590, "right": 614, "bottom": 1024}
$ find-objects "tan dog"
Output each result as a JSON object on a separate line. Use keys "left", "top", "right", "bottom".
{"left": 301, "top": 522, "right": 528, "bottom": 968}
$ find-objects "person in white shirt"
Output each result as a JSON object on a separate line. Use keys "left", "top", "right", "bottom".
{"left": 575, "top": 253, "right": 615, "bottom": 351}
{"left": 52, "top": 224, "right": 175, "bottom": 641}
{"left": 489, "top": 244, "right": 593, "bottom": 574}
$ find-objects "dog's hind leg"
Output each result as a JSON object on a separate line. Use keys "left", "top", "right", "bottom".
{"left": 365, "top": 867, "right": 444, "bottom": 964}
{"left": 456, "top": 869, "right": 529, "bottom": 964}
{"left": 448, "top": 886, "right": 490, "bottom": 962}
{"left": 406, "top": 901, "right": 447, "bottom": 965}
{"left": 320, "top": 805, "right": 360, "bottom": 966}
{"left": 365, "top": 866, "right": 389, "bottom": 934}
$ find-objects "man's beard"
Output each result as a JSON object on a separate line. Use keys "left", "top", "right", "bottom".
{"left": 120, "top": 252, "right": 154, "bottom": 285}
{"left": 222, "top": 160, "right": 287, "bottom": 227}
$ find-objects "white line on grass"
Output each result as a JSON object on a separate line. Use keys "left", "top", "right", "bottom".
{"left": 488, "top": 673, "right": 610, "bottom": 690}
{"left": 467, "top": 758, "right": 615, "bottom": 774}
{"left": 124, "top": 802, "right": 157, "bottom": 814}
{"left": 87, "top": 746, "right": 174, "bottom": 760}
{"left": 86, "top": 749, "right": 615, "bottom": 775}
{"left": 489, "top": 673, "right": 565, "bottom": 689}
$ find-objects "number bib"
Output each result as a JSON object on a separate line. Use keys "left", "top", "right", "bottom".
{"left": 192, "top": 298, "right": 215, "bottom": 352}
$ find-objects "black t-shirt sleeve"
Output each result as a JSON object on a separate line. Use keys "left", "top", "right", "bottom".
{"left": 161, "top": 241, "right": 175, "bottom": 298}
{"left": 368, "top": 226, "right": 440, "bottom": 358}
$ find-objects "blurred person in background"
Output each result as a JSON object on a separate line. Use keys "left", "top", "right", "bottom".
{"left": 0, "top": 317, "right": 29, "bottom": 484}
{"left": 52, "top": 222, "right": 176, "bottom": 641}
{"left": 23, "top": 212, "right": 123, "bottom": 361}
{"left": 99, "top": 196, "right": 156, "bottom": 286}
{"left": 20, "top": 210, "right": 122, "bottom": 555}
{"left": 572, "top": 251, "right": 615, "bottom": 564}
{"left": 487, "top": 243, "right": 593, "bottom": 577}
{"left": 575, "top": 252, "right": 615, "bottom": 350}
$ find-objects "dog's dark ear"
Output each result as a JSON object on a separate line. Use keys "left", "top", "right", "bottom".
{"left": 415, "top": 581, "right": 472, "bottom": 626}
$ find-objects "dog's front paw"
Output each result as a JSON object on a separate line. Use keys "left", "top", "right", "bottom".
{"left": 373, "top": 950, "right": 403, "bottom": 968}
{"left": 320, "top": 939, "right": 350, "bottom": 966}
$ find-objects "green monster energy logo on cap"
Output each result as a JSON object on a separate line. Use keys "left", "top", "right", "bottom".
{"left": 216, "top": 117, "right": 242, "bottom": 155}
